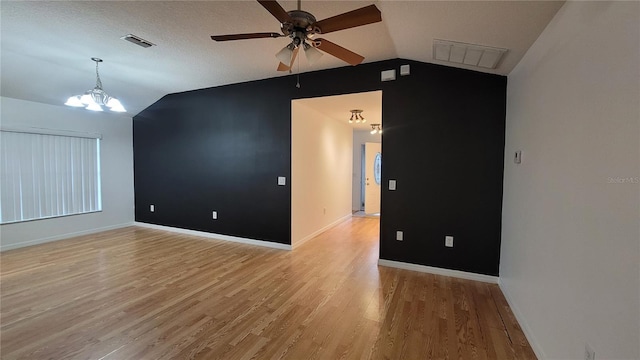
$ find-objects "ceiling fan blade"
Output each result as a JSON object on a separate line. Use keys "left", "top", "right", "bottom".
{"left": 257, "top": 0, "right": 292, "bottom": 24}
{"left": 314, "top": 4, "right": 381, "bottom": 34}
{"left": 314, "top": 39, "right": 364, "bottom": 66}
{"left": 277, "top": 62, "right": 290, "bottom": 72}
{"left": 211, "top": 32, "right": 283, "bottom": 41}
{"left": 277, "top": 46, "right": 300, "bottom": 72}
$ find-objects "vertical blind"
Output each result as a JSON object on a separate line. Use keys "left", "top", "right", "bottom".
{"left": 0, "top": 130, "right": 101, "bottom": 224}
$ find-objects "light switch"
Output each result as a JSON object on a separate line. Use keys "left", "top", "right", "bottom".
{"left": 514, "top": 150, "right": 522, "bottom": 164}
{"left": 389, "top": 180, "right": 397, "bottom": 191}
{"left": 396, "top": 231, "right": 403, "bottom": 241}
{"left": 400, "top": 64, "right": 410, "bottom": 76}
{"left": 278, "top": 176, "right": 286, "bottom": 186}
{"left": 150, "top": 205, "right": 155, "bottom": 212}
{"left": 212, "top": 211, "right": 217, "bottom": 220}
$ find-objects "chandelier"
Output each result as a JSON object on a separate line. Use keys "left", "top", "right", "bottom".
{"left": 370, "top": 124, "right": 382, "bottom": 134}
{"left": 349, "top": 109, "right": 365, "bottom": 123}
{"left": 65, "top": 58, "right": 126, "bottom": 112}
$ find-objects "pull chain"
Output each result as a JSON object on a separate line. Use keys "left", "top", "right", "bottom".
{"left": 296, "top": 51, "right": 301, "bottom": 88}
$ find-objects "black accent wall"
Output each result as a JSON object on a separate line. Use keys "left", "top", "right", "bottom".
{"left": 134, "top": 58, "right": 506, "bottom": 275}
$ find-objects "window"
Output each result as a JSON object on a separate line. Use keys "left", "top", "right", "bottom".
{"left": 0, "top": 129, "right": 101, "bottom": 224}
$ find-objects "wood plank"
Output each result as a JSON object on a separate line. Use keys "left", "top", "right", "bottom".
{"left": 0, "top": 218, "right": 536, "bottom": 359}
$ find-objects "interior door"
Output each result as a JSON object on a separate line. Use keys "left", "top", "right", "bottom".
{"left": 364, "top": 142, "right": 382, "bottom": 214}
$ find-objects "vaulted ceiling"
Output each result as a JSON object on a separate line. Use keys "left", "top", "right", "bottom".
{"left": 0, "top": 1, "right": 564, "bottom": 116}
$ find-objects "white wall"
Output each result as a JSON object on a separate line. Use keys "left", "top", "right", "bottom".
{"left": 291, "top": 101, "right": 353, "bottom": 246}
{"left": 500, "top": 2, "right": 639, "bottom": 359}
{"left": 0, "top": 97, "right": 134, "bottom": 250}
{"left": 352, "top": 130, "right": 381, "bottom": 211}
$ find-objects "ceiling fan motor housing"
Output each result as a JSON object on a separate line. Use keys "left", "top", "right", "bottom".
{"left": 282, "top": 10, "right": 321, "bottom": 40}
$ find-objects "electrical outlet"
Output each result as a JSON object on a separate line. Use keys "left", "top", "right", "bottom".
{"left": 150, "top": 205, "right": 155, "bottom": 212}
{"left": 585, "top": 343, "right": 595, "bottom": 360}
{"left": 212, "top": 211, "right": 217, "bottom": 220}
{"left": 396, "top": 231, "right": 403, "bottom": 241}
{"left": 445, "top": 236, "right": 454, "bottom": 247}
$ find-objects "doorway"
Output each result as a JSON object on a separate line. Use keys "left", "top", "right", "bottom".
{"left": 291, "top": 90, "right": 382, "bottom": 246}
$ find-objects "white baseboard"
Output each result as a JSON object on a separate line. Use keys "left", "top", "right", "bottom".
{"left": 0, "top": 222, "right": 135, "bottom": 252}
{"left": 293, "top": 213, "right": 352, "bottom": 248}
{"left": 378, "top": 259, "right": 499, "bottom": 284}
{"left": 498, "top": 279, "right": 546, "bottom": 360}
{"left": 134, "top": 222, "right": 292, "bottom": 251}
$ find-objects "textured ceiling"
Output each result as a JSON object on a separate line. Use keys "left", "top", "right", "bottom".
{"left": 0, "top": 1, "right": 564, "bottom": 117}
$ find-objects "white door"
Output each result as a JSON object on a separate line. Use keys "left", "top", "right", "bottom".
{"left": 364, "top": 142, "right": 381, "bottom": 214}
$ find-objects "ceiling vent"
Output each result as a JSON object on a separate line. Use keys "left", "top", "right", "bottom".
{"left": 433, "top": 39, "right": 507, "bottom": 69}
{"left": 120, "top": 34, "right": 156, "bottom": 48}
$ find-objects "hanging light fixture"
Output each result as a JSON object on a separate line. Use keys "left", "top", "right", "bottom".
{"left": 370, "top": 124, "right": 382, "bottom": 134}
{"left": 65, "top": 57, "right": 126, "bottom": 112}
{"left": 349, "top": 109, "right": 365, "bottom": 124}
{"left": 303, "top": 42, "right": 323, "bottom": 65}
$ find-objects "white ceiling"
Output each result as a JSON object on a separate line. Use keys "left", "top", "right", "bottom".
{"left": 294, "top": 90, "right": 382, "bottom": 131}
{"left": 0, "top": 1, "right": 564, "bottom": 117}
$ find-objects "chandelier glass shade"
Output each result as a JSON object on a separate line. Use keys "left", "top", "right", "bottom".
{"left": 65, "top": 58, "right": 126, "bottom": 113}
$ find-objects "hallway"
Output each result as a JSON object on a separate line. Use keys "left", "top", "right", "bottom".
{"left": 0, "top": 217, "right": 535, "bottom": 359}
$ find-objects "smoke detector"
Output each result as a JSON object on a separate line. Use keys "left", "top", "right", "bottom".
{"left": 433, "top": 39, "right": 507, "bottom": 69}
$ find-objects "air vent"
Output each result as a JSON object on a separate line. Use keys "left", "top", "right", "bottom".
{"left": 120, "top": 34, "right": 156, "bottom": 48}
{"left": 433, "top": 39, "right": 507, "bottom": 69}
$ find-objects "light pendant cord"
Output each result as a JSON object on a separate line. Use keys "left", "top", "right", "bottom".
{"left": 92, "top": 58, "right": 104, "bottom": 90}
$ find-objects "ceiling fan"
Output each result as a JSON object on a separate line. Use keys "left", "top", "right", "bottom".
{"left": 211, "top": 0, "right": 382, "bottom": 72}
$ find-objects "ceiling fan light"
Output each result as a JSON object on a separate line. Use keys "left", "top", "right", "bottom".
{"left": 275, "top": 46, "right": 293, "bottom": 64}
{"left": 304, "top": 44, "right": 323, "bottom": 65}
{"left": 65, "top": 96, "right": 84, "bottom": 107}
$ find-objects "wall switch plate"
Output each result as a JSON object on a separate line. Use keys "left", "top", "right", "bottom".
{"left": 278, "top": 176, "right": 286, "bottom": 186}
{"left": 396, "top": 231, "right": 403, "bottom": 241}
{"left": 389, "top": 180, "right": 397, "bottom": 191}
{"left": 381, "top": 69, "right": 396, "bottom": 81}
{"left": 400, "top": 64, "right": 410, "bottom": 76}
{"left": 585, "top": 343, "right": 595, "bottom": 360}
{"left": 445, "top": 236, "right": 454, "bottom": 247}
{"left": 150, "top": 205, "right": 155, "bottom": 212}
{"left": 514, "top": 150, "right": 522, "bottom": 164}
{"left": 212, "top": 211, "right": 217, "bottom": 220}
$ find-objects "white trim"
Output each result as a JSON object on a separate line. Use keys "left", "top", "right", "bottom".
{"left": 498, "top": 279, "right": 546, "bottom": 360}
{"left": 0, "top": 125, "right": 102, "bottom": 139}
{"left": 293, "top": 213, "right": 352, "bottom": 248}
{"left": 0, "top": 222, "right": 134, "bottom": 252}
{"left": 378, "top": 259, "right": 499, "bottom": 284}
{"left": 134, "top": 222, "right": 292, "bottom": 251}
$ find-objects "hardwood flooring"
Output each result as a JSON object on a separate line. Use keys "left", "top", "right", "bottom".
{"left": 0, "top": 218, "right": 536, "bottom": 359}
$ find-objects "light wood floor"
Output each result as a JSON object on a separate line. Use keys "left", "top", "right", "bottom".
{"left": 0, "top": 218, "right": 535, "bottom": 359}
